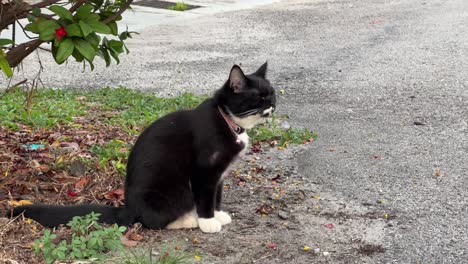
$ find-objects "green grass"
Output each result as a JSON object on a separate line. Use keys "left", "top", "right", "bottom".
{"left": 116, "top": 248, "right": 194, "bottom": 264}
{"left": 0, "top": 87, "right": 316, "bottom": 165}
{"left": 0, "top": 89, "right": 86, "bottom": 129}
{"left": 167, "top": 2, "right": 189, "bottom": 11}
{"left": 89, "top": 87, "right": 206, "bottom": 132}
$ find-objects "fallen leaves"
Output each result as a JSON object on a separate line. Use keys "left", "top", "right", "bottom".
{"left": 256, "top": 203, "right": 274, "bottom": 215}
{"left": 251, "top": 143, "right": 262, "bottom": 153}
{"left": 103, "top": 189, "right": 125, "bottom": 205}
{"left": 67, "top": 189, "right": 78, "bottom": 197}
{"left": 120, "top": 236, "right": 138, "bottom": 247}
{"left": 267, "top": 243, "right": 277, "bottom": 249}
{"left": 74, "top": 177, "right": 89, "bottom": 192}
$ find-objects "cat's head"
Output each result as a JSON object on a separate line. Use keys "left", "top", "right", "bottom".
{"left": 215, "top": 62, "right": 276, "bottom": 129}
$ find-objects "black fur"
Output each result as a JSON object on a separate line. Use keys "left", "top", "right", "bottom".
{"left": 12, "top": 63, "right": 276, "bottom": 229}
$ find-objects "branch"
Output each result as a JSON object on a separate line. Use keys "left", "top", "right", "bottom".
{"left": 0, "top": 0, "right": 61, "bottom": 31}
{"left": 69, "top": 0, "right": 87, "bottom": 13}
{"left": 6, "top": 39, "right": 43, "bottom": 68}
{"left": 103, "top": 0, "right": 133, "bottom": 24}
{"left": 30, "top": 0, "right": 62, "bottom": 9}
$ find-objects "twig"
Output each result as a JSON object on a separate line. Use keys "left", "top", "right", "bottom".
{"left": 5, "top": 79, "right": 27, "bottom": 93}
{"left": 103, "top": 0, "right": 133, "bottom": 24}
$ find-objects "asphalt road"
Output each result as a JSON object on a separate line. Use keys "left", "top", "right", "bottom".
{"left": 3, "top": 0, "right": 467, "bottom": 263}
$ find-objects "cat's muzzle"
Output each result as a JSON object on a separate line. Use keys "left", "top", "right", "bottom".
{"left": 261, "top": 106, "right": 275, "bottom": 117}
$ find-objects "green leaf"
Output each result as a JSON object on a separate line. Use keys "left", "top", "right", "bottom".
{"left": 79, "top": 20, "right": 93, "bottom": 37}
{"left": 86, "top": 33, "right": 101, "bottom": 50}
{"left": 0, "top": 39, "right": 13, "bottom": 47}
{"left": 25, "top": 22, "right": 40, "bottom": 33}
{"left": 86, "top": 20, "right": 111, "bottom": 34}
{"left": 74, "top": 4, "right": 94, "bottom": 21}
{"left": 72, "top": 49, "right": 85, "bottom": 62}
{"left": 108, "top": 40, "right": 123, "bottom": 54}
{"left": 32, "top": 7, "right": 41, "bottom": 16}
{"left": 109, "top": 49, "right": 120, "bottom": 64}
{"left": 49, "top": 5, "right": 73, "bottom": 21}
{"left": 0, "top": 56, "right": 13, "bottom": 78}
{"left": 98, "top": 47, "right": 111, "bottom": 66}
{"left": 108, "top": 21, "right": 118, "bottom": 36}
{"left": 73, "top": 38, "right": 96, "bottom": 62}
{"left": 65, "top": 24, "right": 82, "bottom": 37}
{"left": 38, "top": 19, "right": 60, "bottom": 32}
{"left": 26, "top": 14, "right": 36, "bottom": 22}
{"left": 37, "top": 20, "right": 60, "bottom": 41}
{"left": 55, "top": 38, "right": 74, "bottom": 64}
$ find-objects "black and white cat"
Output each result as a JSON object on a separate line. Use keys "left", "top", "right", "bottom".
{"left": 12, "top": 63, "right": 276, "bottom": 233}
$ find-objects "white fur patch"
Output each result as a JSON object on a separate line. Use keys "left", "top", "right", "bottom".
{"left": 166, "top": 209, "right": 198, "bottom": 229}
{"left": 262, "top": 107, "right": 274, "bottom": 115}
{"left": 198, "top": 217, "right": 222, "bottom": 233}
{"left": 237, "top": 132, "right": 249, "bottom": 156}
{"left": 232, "top": 114, "right": 263, "bottom": 129}
{"left": 214, "top": 211, "right": 232, "bottom": 225}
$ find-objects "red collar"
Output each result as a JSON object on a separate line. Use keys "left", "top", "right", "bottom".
{"left": 218, "top": 106, "right": 245, "bottom": 134}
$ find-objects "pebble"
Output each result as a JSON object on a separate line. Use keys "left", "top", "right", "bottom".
{"left": 278, "top": 210, "right": 290, "bottom": 220}
{"left": 323, "top": 252, "right": 330, "bottom": 256}
{"left": 280, "top": 121, "right": 291, "bottom": 130}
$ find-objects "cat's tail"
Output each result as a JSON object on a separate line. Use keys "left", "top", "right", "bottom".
{"left": 10, "top": 204, "right": 135, "bottom": 228}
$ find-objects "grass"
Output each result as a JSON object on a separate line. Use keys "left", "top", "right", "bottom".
{"left": 0, "top": 87, "right": 316, "bottom": 175}
{"left": 167, "top": 2, "right": 189, "bottom": 11}
{"left": 116, "top": 248, "right": 195, "bottom": 264}
{"left": 0, "top": 89, "right": 86, "bottom": 129}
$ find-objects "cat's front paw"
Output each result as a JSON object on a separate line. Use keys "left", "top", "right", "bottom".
{"left": 215, "top": 211, "right": 232, "bottom": 225}
{"left": 198, "top": 218, "right": 222, "bottom": 233}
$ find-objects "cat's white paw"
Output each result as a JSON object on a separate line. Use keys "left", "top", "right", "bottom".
{"left": 214, "top": 211, "right": 232, "bottom": 225}
{"left": 198, "top": 218, "right": 222, "bottom": 233}
{"left": 166, "top": 210, "right": 198, "bottom": 229}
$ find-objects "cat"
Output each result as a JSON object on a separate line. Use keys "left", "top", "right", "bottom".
{"left": 11, "top": 62, "right": 276, "bottom": 233}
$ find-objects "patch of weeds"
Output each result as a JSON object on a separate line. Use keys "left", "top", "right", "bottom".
{"left": 90, "top": 139, "right": 130, "bottom": 175}
{"left": 167, "top": 2, "right": 189, "bottom": 11}
{"left": 0, "top": 89, "right": 86, "bottom": 129}
{"left": 32, "top": 212, "right": 126, "bottom": 264}
{"left": 249, "top": 117, "right": 317, "bottom": 146}
{"left": 117, "top": 247, "right": 194, "bottom": 264}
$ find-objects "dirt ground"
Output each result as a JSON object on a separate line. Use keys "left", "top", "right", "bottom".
{"left": 0, "top": 133, "right": 394, "bottom": 264}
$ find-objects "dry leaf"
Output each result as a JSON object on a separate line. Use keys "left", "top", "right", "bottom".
{"left": 75, "top": 177, "right": 89, "bottom": 192}
{"left": 435, "top": 168, "right": 442, "bottom": 177}
{"left": 129, "top": 233, "right": 143, "bottom": 241}
{"left": 256, "top": 203, "right": 274, "bottom": 215}
{"left": 9, "top": 200, "right": 33, "bottom": 207}
{"left": 121, "top": 236, "right": 138, "bottom": 247}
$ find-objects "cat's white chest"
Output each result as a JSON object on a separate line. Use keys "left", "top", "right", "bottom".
{"left": 237, "top": 132, "right": 249, "bottom": 156}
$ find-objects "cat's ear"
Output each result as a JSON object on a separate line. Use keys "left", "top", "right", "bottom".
{"left": 229, "top": 65, "right": 247, "bottom": 93}
{"left": 253, "top": 62, "right": 268, "bottom": 78}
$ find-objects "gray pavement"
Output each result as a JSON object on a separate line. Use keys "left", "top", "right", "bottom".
{"left": 2, "top": 0, "right": 468, "bottom": 263}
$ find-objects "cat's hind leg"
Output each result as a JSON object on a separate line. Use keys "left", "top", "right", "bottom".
{"left": 166, "top": 208, "right": 198, "bottom": 229}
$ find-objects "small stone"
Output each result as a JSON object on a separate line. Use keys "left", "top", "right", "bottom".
{"left": 280, "top": 121, "right": 290, "bottom": 130}
{"left": 313, "top": 248, "right": 320, "bottom": 254}
{"left": 278, "top": 210, "right": 289, "bottom": 220}
{"left": 323, "top": 251, "right": 330, "bottom": 256}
